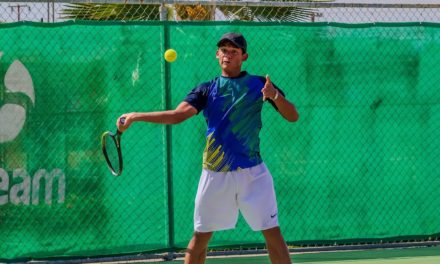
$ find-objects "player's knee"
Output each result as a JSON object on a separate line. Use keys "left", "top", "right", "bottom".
{"left": 187, "top": 231, "right": 212, "bottom": 251}
{"left": 193, "top": 231, "right": 213, "bottom": 243}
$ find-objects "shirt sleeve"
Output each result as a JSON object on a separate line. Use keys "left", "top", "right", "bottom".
{"left": 183, "top": 81, "right": 211, "bottom": 114}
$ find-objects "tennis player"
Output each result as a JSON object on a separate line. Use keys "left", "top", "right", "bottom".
{"left": 117, "top": 32, "right": 299, "bottom": 264}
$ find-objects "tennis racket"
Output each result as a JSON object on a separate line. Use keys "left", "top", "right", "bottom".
{"left": 101, "top": 117, "right": 125, "bottom": 176}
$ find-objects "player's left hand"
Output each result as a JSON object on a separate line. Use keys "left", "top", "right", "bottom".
{"left": 261, "top": 75, "right": 278, "bottom": 101}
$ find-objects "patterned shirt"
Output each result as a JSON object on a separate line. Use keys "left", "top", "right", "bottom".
{"left": 184, "top": 71, "right": 282, "bottom": 172}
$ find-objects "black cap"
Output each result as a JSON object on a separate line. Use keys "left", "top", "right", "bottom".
{"left": 217, "top": 32, "right": 247, "bottom": 53}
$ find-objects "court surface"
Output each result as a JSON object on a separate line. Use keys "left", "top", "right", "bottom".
{"left": 171, "top": 246, "right": 440, "bottom": 263}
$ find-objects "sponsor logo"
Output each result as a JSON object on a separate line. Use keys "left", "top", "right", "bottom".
{"left": 0, "top": 168, "right": 65, "bottom": 205}
{"left": 0, "top": 55, "right": 35, "bottom": 143}
{"left": 0, "top": 53, "right": 65, "bottom": 205}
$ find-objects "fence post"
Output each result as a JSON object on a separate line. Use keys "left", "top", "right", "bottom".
{"left": 161, "top": 4, "right": 176, "bottom": 258}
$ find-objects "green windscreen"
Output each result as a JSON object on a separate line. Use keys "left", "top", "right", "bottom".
{"left": 0, "top": 22, "right": 439, "bottom": 260}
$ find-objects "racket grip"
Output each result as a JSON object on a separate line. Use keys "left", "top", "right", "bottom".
{"left": 119, "top": 117, "right": 126, "bottom": 125}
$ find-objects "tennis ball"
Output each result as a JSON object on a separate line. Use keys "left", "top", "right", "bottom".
{"left": 164, "top": 49, "right": 177, "bottom": 63}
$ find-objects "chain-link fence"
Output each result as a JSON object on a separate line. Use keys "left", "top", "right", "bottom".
{"left": 1, "top": 0, "right": 440, "bottom": 262}
{"left": 1, "top": 1, "right": 440, "bottom": 23}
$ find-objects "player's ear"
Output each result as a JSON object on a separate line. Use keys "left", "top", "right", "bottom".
{"left": 216, "top": 49, "right": 220, "bottom": 59}
{"left": 242, "top": 53, "right": 249, "bottom": 61}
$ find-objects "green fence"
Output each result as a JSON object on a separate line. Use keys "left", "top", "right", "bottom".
{"left": 1, "top": 21, "right": 439, "bottom": 261}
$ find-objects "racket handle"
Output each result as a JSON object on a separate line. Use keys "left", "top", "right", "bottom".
{"left": 119, "top": 117, "right": 126, "bottom": 125}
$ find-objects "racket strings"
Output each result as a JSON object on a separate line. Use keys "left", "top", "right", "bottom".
{"left": 102, "top": 133, "right": 123, "bottom": 176}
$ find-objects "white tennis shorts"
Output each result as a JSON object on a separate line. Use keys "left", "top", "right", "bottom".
{"left": 194, "top": 162, "right": 279, "bottom": 232}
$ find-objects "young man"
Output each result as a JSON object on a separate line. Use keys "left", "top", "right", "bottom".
{"left": 117, "top": 32, "right": 299, "bottom": 264}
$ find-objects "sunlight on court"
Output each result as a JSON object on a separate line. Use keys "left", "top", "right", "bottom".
{"left": 172, "top": 246, "right": 440, "bottom": 264}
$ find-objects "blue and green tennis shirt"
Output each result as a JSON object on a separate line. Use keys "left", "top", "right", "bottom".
{"left": 184, "top": 71, "right": 283, "bottom": 172}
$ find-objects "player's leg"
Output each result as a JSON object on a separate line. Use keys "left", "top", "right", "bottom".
{"left": 262, "top": 226, "right": 291, "bottom": 264}
{"left": 237, "top": 163, "right": 291, "bottom": 263}
{"left": 193, "top": 169, "right": 239, "bottom": 231}
{"left": 187, "top": 169, "right": 239, "bottom": 263}
{"left": 184, "top": 231, "right": 213, "bottom": 264}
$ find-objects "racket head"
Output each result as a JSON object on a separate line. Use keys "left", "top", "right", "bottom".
{"left": 101, "top": 130, "right": 123, "bottom": 176}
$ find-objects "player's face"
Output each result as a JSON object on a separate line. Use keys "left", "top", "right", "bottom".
{"left": 216, "top": 44, "right": 248, "bottom": 77}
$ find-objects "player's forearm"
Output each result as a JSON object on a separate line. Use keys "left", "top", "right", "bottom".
{"left": 273, "top": 95, "right": 299, "bottom": 122}
{"left": 130, "top": 110, "right": 186, "bottom": 124}
{"left": 117, "top": 102, "right": 197, "bottom": 132}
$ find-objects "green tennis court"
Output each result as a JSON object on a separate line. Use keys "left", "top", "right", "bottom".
{"left": 171, "top": 246, "right": 440, "bottom": 263}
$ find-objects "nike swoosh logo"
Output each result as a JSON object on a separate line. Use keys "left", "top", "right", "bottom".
{"left": 271, "top": 213, "right": 277, "bottom": 218}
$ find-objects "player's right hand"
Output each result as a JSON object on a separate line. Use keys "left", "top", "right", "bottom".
{"left": 116, "top": 114, "right": 132, "bottom": 132}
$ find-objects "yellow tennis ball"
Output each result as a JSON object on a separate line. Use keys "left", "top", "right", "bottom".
{"left": 164, "top": 49, "right": 177, "bottom": 62}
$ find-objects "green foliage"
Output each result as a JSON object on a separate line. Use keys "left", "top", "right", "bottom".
{"left": 60, "top": 1, "right": 330, "bottom": 22}
{"left": 60, "top": 3, "right": 161, "bottom": 21}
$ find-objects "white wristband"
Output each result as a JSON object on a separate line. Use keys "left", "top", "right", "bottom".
{"left": 272, "top": 90, "right": 279, "bottom": 101}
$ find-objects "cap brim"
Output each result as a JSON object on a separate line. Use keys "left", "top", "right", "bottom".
{"left": 217, "top": 39, "right": 246, "bottom": 53}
